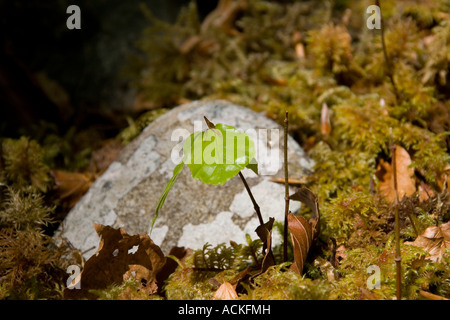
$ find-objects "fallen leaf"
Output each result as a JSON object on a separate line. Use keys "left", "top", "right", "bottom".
{"left": 288, "top": 188, "right": 321, "bottom": 275}
{"left": 436, "top": 164, "right": 450, "bottom": 192}
{"left": 255, "top": 217, "right": 275, "bottom": 273}
{"left": 289, "top": 187, "right": 320, "bottom": 242}
{"left": 313, "top": 257, "right": 337, "bottom": 281}
{"left": 51, "top": 170, "right": 97, "bottom": 209}
{"left": 407, "top": 221, "right": 450, "bottom": 262}
{"left": 64, "top": 224, "right": 166, "bottom": 300}
{"left": 375, "top": 145, "right": 416, "bottom": 203}
{"left": 287, "top": 213, "right": 312, "bottom": 275}
{"left": 212, "top": 282, "right": 238, "bottom": 300}
{"left": 418, "top": 181, "right": 435, "bottom": 202}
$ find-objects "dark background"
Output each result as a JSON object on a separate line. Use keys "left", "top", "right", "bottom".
{"left": 0, "top": 0, "right": 218, "bottom": 137}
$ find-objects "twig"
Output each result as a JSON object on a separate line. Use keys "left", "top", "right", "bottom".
{"left": 238, "top": 171, "right": 264, "bottom": 226}
{"left": 390, "top": 129, "right": 402, "bottom": 300}
{"left": 376, "top": 0, "right": 400, "bottom": 104}
{"left": 283, "top": 111, "right": 289, "bottom": 262}
{"left": 419, "top": 290, "right": 449, "bottom": 301}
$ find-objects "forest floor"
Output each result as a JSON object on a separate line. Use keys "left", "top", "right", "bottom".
{"left": 0, "top": 0, "right": 449, "bottom": 300}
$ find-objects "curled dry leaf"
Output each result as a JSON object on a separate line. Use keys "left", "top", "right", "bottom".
{"left": 212, "top": 281, "right": 238, "bottom": 300}
{"left": 406, "top": 221, "right": 450, "bottom": 262}
{"left": 288, "top": 187, "right": 321, "bottom": 275}
{"left": 255, "top": 217, "right": 275, "bottom": 273}
{"left": 289, "top": 187, "right": 320, "bottom": 242}
{"left": 375, "top": 145, "right": 416, "bottom": 203}
{"left": 287, "top": 213, "right": 312, "bottom": 275}
{"left": 64, "top": 224, "right": 166, "bottom": 300}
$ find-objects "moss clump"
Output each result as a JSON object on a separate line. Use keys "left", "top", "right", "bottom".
{"left": 131, "top": 0, "right": 450, "bottom": 300}
{"left": 242, "top": 263, "right": 332, "bottom": 300}
{"left": 1, "top": 137, "right": 52, "bottom": 193}
{"left": 0, "top": 137, "right": 77, "bottom": 299}
{"left": 334, "top": 243, "right": 450, "bottom": 300}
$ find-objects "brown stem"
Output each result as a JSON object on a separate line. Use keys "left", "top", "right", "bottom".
{"left": 390, "top": 131, "right": 402, "bottom": 300}
{"left": 283, "top": 111, "right": 289, "bottom": 262}
{"left": 238, "top": 171, "right": 264, "bottom": 226}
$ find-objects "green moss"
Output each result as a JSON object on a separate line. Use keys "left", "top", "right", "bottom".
{"left": 1, "top": 137, "right": 52, "bottom": 193}
{"left": 242, "top": 263, "right": 333, "bottom": 300}
{"left": 334, "top": 243, "right": 450, "bottom": 300}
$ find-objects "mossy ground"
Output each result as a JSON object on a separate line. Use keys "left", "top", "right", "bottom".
{"left": 1, "top": 0, "right": 450, "bottom": 299}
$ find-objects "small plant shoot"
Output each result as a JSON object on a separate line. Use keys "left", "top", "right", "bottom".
{"left": 150, "top": 117, "right": 258, "bottom": 235}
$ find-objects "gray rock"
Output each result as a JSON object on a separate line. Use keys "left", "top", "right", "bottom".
{"left": 59, "top": 100, "right": 314, "bottom": 258}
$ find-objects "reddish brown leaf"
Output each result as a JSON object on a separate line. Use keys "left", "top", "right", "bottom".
{"left": 289, "top": 187, "right": 320, "bottom": 242}
{"left": 287, "top": 187, "right": 321, "bottom": 275}
{"left": 255, "top": 217, "right": 275, "bottom": 273}
{"left": 287, "top": 213, "right": 312, "bottom": 275}
{"left": 375, "top": 145, "right": 416, "bottom": 203}
{"left": 64, "top": 224, "right": 166, "bottom": 300}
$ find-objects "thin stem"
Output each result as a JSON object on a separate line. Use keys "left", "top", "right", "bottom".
{"left": 283, "top": 111, "right": 289, "bottom": 262}
{"left": 238, "top": 171, "right": 264, "bottom": 226}
{"left": 390, "top": 131, "right": 402, "bottom": 300}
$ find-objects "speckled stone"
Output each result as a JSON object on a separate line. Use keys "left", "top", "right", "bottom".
{"left": 58, "top": 100, "right": 314, "bottom": 258}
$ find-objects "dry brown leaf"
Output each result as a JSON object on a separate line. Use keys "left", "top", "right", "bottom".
{"left": 51, "top": 170, "right": 97, "bottom": 209}
{"left": 436, "top": 164, "right": 450, "bottom": 192}
{"left": 64, "top": 224, "right": 166, "bottom": 300}
{"left": 212, "top": 282, "right": 238, "bottom": 300}
{"left": 287, "top": 187, "right": 321, "bottom": 275}
{"left": 313, "top": 257, "right": 337, "bottom": 281}
{"left": 407, "top": 221, "right": 450, "bottom": 262}
{"left": 255, "top": 217, "right": 275, "bottom": 273}
{"left": 287, "top": 213, "right": 312, "bottom": 275}
{"left": 418, "top": 181, "right": 435, "bottom": 202}
{"left": 289, "top": 187, "right": 320, "bottom": 242}
{"left": 375, "top": 145, "right": 416, "bottom": 203}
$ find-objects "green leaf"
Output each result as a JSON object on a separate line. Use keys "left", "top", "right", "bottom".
{"left": 183, "top": 123, "right": 255, "bottom": 185}
{"left": 149, "top": 160, "right": 184, "bottom": 235}
{"left": 246, "top": 158, "right": 258, "bottom": 175}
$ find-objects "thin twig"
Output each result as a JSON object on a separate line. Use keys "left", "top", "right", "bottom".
{"left": 419, "top": 290, "right": 449, "bottom": 301}
{"left": 283, "top": 111, "right": 289, "bottom": 262}
{"left": 238, "top": 171, "right": 264, "bottom": 226}
{"left": 390, "top": 129, "right": 402, "bottom": 300}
